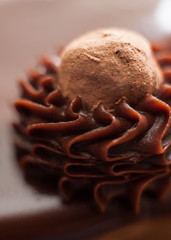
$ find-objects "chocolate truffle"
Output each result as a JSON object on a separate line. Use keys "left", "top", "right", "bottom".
{"left": 14, "top": 29, "right": 171, "bottom": 216}
{"left": 59, "top": 28, "right": 163, "bottom": 110}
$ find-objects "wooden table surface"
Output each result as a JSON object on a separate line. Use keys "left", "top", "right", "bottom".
{"left": 91, "top": 216, "right": 171, "bottom": 240}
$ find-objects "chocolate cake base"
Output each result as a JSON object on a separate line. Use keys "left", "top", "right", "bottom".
{"left": 0, "top": 125, "right": 171, "bottom": 240}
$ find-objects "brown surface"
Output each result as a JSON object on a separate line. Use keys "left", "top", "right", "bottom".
{"left": 91, "top": 216, "right": 171, "bottom": 240}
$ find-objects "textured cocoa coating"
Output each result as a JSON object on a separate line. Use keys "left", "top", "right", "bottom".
{"left": 59, "top": 28, "right": 163, "bottom": 110}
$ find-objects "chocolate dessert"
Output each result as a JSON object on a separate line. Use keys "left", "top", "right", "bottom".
{"left": 14, "top": 28, "right": 171, "bottom": 218}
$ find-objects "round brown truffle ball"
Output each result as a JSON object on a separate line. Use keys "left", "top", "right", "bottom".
{"left": 59, "top": 28, "right": 163, "bottom": 110}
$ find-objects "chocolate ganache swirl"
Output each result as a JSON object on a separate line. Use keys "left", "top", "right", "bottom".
{"left": 14, "top": 41, "right": 171, "bottom": 213}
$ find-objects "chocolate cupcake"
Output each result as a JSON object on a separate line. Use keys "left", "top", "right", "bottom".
{"left": 14, "top": 28, "right": 171, "bottom": 214}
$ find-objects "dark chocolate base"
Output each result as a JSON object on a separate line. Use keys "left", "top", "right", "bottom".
{"left": 0, "top": 127, "right": 171, "bottom": 240}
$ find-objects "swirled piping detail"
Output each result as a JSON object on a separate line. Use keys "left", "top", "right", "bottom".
{"left": 14, "top": 43, "right": 171, "bottom": 213}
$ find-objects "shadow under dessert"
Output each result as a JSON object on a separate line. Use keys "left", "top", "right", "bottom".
{"left": 14, "top": 28, "right": 171, "bottom": 215}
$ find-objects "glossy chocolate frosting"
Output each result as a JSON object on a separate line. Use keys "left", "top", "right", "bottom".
{"left": 14, "top": 40, "right": 171, "bottom": 214}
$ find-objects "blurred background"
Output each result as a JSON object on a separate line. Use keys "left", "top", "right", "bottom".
{"left": 0, "top": 0, "right": 171, "bottom": 96}
{"left": 1, "top": 0, "right": 171, "bottom": 99}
